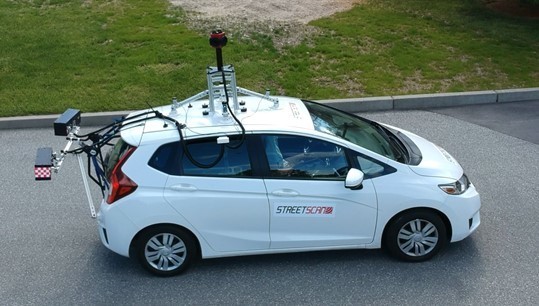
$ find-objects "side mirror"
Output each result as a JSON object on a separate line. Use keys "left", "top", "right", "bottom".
{"left": 345, "top": 168, "right": 364, "bottom": 190}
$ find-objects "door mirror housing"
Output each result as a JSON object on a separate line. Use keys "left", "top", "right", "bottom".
{"left": 345, "top": 168, "right": 364, "bottom": 190}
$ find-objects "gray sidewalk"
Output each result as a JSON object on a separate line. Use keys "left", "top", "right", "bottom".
{"left": 1, "top": 87, "right": 538, "bottom": 130}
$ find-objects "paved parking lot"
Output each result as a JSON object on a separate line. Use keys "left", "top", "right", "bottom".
{"left": 432, "top": 100, "right": 539, "bottom": 145}
{"left": 0, "top": 106, "right": 537, "bottom": 305}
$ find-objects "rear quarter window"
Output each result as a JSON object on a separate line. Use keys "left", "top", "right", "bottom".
{"left": 148, "top": 142, "right": 180, "bottom": 175}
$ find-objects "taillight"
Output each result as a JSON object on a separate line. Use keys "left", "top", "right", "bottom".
{"left": 106, "top": 147, "right": 137, "bottom": 204}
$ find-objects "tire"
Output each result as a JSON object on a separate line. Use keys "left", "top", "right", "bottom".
{"left": 384, "top": 210, "right": 447, "bottom": 262}
{"left": 136, "top": 225, "right": 196, "bottom": 276}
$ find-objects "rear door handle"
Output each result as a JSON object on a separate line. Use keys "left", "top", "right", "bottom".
{"left": 272, "top": 189, "right": 299, "bottom": 197}
{"left": 169, "top": 184, "right": 198, "bottom": 192}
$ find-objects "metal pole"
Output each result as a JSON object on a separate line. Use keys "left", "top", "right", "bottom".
{"left": 77, "top": 154, "right": 97, "bottom": 219}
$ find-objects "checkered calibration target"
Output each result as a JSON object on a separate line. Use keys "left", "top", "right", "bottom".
{"left": 34, "top": 167, "right": 51, "bottom": 180}
{"left": 35, "top": 147, "right": 53, "bottom": 180}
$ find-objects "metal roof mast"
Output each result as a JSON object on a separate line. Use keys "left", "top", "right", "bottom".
{"left": 170, "top": 29, "right": 279, "bottom": 116}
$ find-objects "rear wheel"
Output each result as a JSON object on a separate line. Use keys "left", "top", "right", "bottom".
{"left": 136, "top": 225, "right": 196, "bottom": 276}
{"left": 385, "top": 210, "right": 447, "bottom": 262}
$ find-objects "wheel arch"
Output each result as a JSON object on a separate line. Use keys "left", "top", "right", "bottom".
{"left": 129, "top": 223, "right": 202, "bottom": 259}
{"left": 381, "top": 207, "right": 452, "bottom": 246}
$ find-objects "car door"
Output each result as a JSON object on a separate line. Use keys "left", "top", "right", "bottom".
{"left": 260, "top": 134, "right": 378, "bottom": 249}
{"left": 161, "top": 136, "right": 270, "bottom": 252}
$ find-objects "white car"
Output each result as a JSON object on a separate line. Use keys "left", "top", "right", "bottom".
{"left": 97, "top": 95, "right": 480, "bottom": 276}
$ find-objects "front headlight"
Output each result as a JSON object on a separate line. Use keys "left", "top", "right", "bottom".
{"left": 439, "top": 174, "right": 470, "bottom": 195}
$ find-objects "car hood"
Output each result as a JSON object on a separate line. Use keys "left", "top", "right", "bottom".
{"left": 386, "top": 126, "right": 463, "bottom": 180}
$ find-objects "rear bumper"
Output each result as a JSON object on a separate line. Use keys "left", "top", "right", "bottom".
{"left": 97, "top": 201, "right": 138, "bottom": 258}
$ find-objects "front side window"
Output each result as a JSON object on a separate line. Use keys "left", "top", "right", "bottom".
{"left": 262, "top": 135, "right": 349, "bottom": 179}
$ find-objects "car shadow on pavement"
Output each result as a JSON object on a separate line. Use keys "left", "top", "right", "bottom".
{"left": 89, "top": 236, "right": 482, "bottom": 279}
{"left": 189, "top": 237, "right": 483, "bottom": 277}
{"left": 195, "top": 248, "right": 386, "bottom": 270}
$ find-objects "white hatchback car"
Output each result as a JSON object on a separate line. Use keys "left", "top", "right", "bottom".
{"left": 97, "top": 95, "right": 480, "bottom": 276}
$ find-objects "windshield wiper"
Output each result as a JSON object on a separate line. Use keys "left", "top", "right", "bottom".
{"left": 340, "top": 122, "right": 354, "bottom": 138}
{"left": 390, "top": 136, "right": 409, "bottom": 164}
{"left": 370, "top": 122, "right": 409, "bottom": 164}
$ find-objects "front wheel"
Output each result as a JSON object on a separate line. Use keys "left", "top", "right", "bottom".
{"left": 136, "top": 225, "right": 196, "bottom": 276}
{"left": 384, "top": 210, "right": 448, "bottom": 262}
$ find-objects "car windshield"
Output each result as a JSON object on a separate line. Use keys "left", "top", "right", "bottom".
{"left": 304, "top": 101, "right": 408, "bottom": 163}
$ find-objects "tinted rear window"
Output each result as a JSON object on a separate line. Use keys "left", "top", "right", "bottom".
{"left": 182, "top": 138, "right": 252, "bottom": 177}
{"left": 104, "top": 139, "right": 134, "bottom": 178}
{"left": 148, "top": 137, "right": 252, "bottom": 177}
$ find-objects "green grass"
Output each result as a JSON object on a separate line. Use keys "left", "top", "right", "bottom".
{"left": 303, "top": 0, "right": 539, "bottom": 97}
{"left": 0, "top": 0, "right": 538, "bottom": 116}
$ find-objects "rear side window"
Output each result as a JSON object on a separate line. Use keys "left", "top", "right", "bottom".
{"left": 104, "top": 139, "right": 134, "bottom": 178}
{"left": 182, "top": 138, "right": 252, "bottom": 177}
{"left": 148, "top": 138, "right": 252, "bottom": 177}
{"left": 148, "top": 142, "right": 178, "bottom": 175}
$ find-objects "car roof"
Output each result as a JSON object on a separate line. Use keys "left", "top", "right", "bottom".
{"left": 120, "top": 96, "right": 317, "bottom": 146}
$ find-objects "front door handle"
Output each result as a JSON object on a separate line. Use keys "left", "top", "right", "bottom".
{"left": 272, "top": 189, "right": 299, "bottom": 197}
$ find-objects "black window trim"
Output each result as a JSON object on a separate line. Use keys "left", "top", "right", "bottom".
{"left": 147, "top": 133, "right": 397, "bottom": 180}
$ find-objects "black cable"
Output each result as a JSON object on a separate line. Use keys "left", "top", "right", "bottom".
{"left": 176, "top": 121, "right": 225, "bottom": 169}
{"left": 66, "top": 111, "right": 164, "bottom": 154}
{"left": 131, "top": 111, "right": 226, "bottom": 168}
{"left": 64, "top": 67, "right": 248, "bottom": 172}
{"left": 221, "top": 67, "right": 246, "bottom": 149}
{"left": 74, "top": 111, "right": 155, "bottom": 139}
{"left": 58, "top": 108, "right": 224, "bottom": 193}
{"left": 148, "top": 112, "right": 226, "bottom": 169}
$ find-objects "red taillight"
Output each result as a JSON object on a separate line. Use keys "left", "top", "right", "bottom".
{"left": 106, "top": 147, "right": 137, "bottom": 204}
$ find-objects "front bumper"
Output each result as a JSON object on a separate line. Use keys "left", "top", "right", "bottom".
{"left": 444, "top": 183, "right": 481, "bottom": 242}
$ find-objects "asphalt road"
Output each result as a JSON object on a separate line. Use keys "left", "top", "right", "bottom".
{"left": 432, "top": 100, "right": 539, "bottom": 145}
{"left": 0, "top": 105, "right": 538, "bottom": 305}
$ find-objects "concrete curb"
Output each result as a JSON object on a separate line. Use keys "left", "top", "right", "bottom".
{"left": 392, "top": 90, "right": 497, "bottom": 109}
{"left": 318, "top": 87, "right": 538, "bottom": 113}
{"left": 0, "top": 111, "right": 130, "bottom": 130}
{"left": 1, "top": 87, "right": 538, "bottom": 130}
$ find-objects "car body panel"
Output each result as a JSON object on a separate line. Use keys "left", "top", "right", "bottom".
{"left": 163, "top": 176, "right": 271, "bottom": 252}
{"left": 265, "top": 179, "right": 378, "bottom": 248}
{"left": 96, "top": 97, "right": 480, "bottom": 263}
